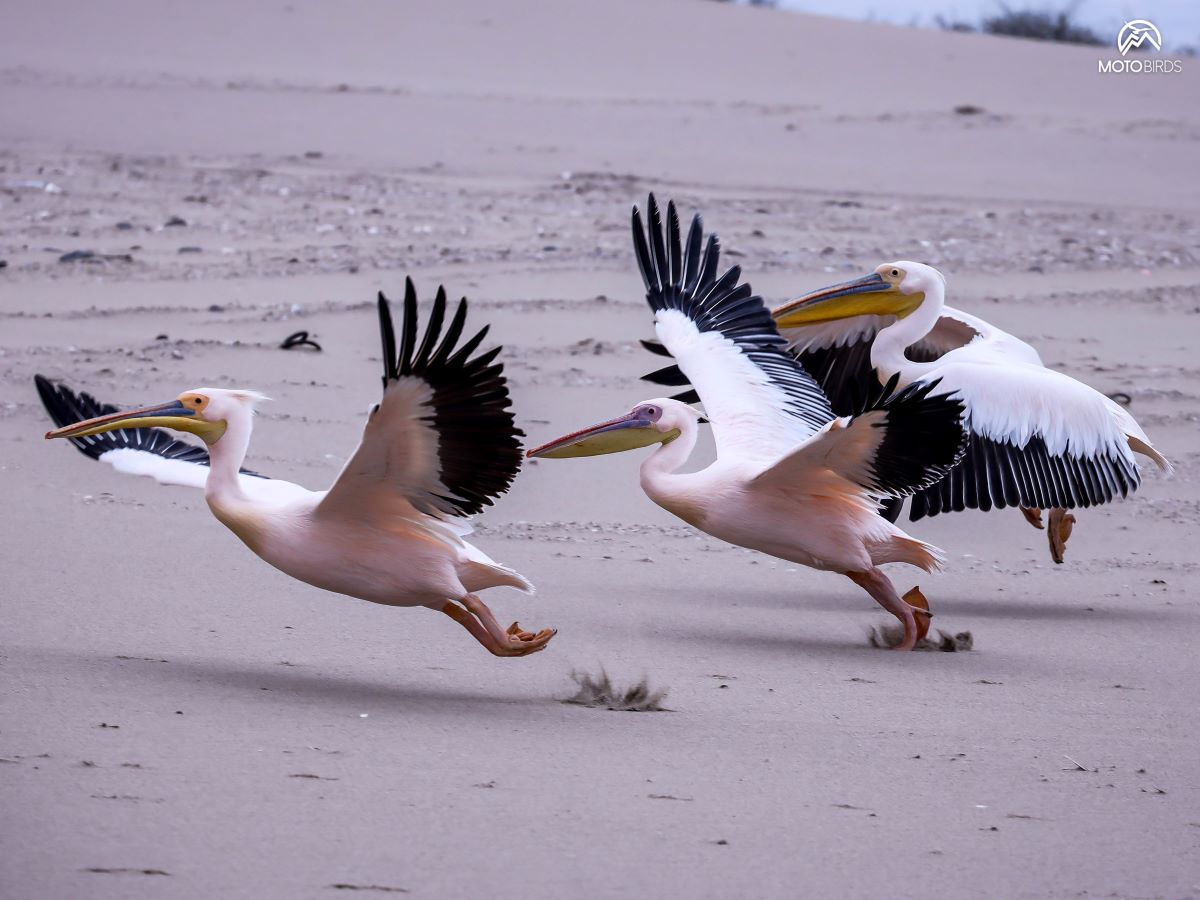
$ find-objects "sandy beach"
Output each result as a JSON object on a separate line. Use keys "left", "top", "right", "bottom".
{"left": 2, "top": 1, "right": 1198, "bottom": 897}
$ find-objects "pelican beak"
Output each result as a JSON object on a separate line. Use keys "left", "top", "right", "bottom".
{"left": 773, "top": 272, "right": 922, "bottom": 327}
{"left": 44, "top": 399, "right": 226, "bottom": 444}
{"left": 527, "top": 410, "right": 679, "bottom": 459}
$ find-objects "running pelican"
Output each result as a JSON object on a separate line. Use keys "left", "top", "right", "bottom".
{"left": 772, "top": 262, "right": 1173, "bottom": 562}
{"left": 528, "top": 197, "right": 968, "bottom": 650}
{"left": 38, "top": 280, "right": 555, "bottom": 657}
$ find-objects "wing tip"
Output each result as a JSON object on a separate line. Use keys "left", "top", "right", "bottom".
{"left": 34, "top": 376, "right": 228, "bottom": 472}
{"left": 372, "top": 282, "right": 523, "bottom": 516}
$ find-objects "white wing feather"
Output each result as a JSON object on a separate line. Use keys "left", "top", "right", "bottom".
{"left": 101, "top": 447, "right": 312, "bottom": 503}
{"left": 655, "top": 309, "right": 818, "bottom": 463}
{"left": 922, "top": 356, "right": 1148, "bottom": 464}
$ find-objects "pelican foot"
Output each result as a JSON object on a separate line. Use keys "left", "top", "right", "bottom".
{"left": 507, "top": 622, "right": 537, "bottom": 641}
{"left": 1047, "top": 508, "right": 1076, "bottom": 565}
{"left": 903, "top": 587, "right": 933, "bottom": 643}
{"left": 491, "top": 626, "right": 557, "bottom": 657}
{"left": 442, "top": 597, "right": 557, "bottom": 658}
{"left": 1020, "top": 506, "right": 1044, "bottom": 529}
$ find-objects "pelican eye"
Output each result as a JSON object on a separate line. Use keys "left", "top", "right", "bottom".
{"left": 889, "top": 268, "right": 900, "bottom": 278}
{"left": 641, "top": 405, "right": 661, "bottom": 420}
{"left": 180, "top": 394, "right": 209, "bottom": 412}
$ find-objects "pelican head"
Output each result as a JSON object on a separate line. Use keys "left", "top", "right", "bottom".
{"left": 772, "top": 261, "right": 943, "bottom": 328}
{"left": 527, "top": 398, "right": 696, "bottom": 459}
{"left": 45, "top": 388, "right": 267, "bottom": 445}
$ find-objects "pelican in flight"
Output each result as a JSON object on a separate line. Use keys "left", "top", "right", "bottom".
{"left": 38, "top": 280, "right": 555, "bottom": 657}
{"left": 528, "top": 197, "right": 968, "bottom": 650}
{"left": 772, "top": 262, "right": 1172, "bottom": 562}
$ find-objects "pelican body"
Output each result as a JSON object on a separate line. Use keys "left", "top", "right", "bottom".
{"left": 539, "top": 396, "right": 950, "bottom": 576}
{"left": 773, "top": 262, "right": 1172, "bottom": 562}
{"left": 39, "top": 281, "right": 554, "bottom": 657}
{"left": 530, "top": 198, "right": 970, "bottom": 650}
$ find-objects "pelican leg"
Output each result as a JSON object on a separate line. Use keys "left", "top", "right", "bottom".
{"left": 1020, "top": 507, "right": 1044, "bottom": 529}
{"left": 1046, "top": 507, "right": 1076, "bottom": 565}
{"left": 847, "top": 567, "right": 930, "bottom": 651}
{"left": 441, "top": 596, "right": 555, "bottom": 658}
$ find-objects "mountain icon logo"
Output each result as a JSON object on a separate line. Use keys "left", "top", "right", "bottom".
{"left": 1117, "top": 20, "right": 1162, "bottom": 56}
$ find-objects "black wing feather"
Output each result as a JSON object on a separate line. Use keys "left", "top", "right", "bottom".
{"left": 681, "top": 214, "right": 703, "bottom": 293}
{"left": 643, "top": 364, "right": 693, "bottom": 387}
{"left": 847, "top": 376, "right": 967, "bottom": 497}
{"left": 647, "top": 198, "right": 670, "bottom": 294}
{"left": 377, "top": 283, "right": 523, "bottom": 518}
{"left": 398, "top": 278, "right": 419, "bottom": 375}
{"left": 906, "top": 428, "right": 1141, "bottom": 521}
{"left": 412, "top": 286, "right": 447, "bottom": 369}
{"left": 634, "top": 194, "right": 834, "bottom": 434}
{"left": 697, "top": 234, "right": 720, "bottom": 294}
{"left": 666, "top": 202, "right": 682, "bottom": 286}
{"left": 377, "top": 291, "right": 398, "bottom": 389}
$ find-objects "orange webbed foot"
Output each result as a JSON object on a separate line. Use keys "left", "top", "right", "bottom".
{"left": 903, "top": 586, "right": 933, "bottom": 644}
{"left": 1047, "top": 508, "right": 1076, "bottom": 564}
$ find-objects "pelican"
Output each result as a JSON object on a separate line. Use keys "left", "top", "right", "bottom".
{"left": 528, "top": 197, "right": 968, "bottom": 650}
{"left": 772, "top": 262, "right": 1173, "bottom": 562}
{"left": 38, "top": 280, "right": 555, "bottom": 657}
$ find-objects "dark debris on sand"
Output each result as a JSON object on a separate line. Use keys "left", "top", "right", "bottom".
{"left": 563, "top": 669, "right": 670, "bottom": 711}
{"left": 869, "top": 624, "right": 974, "bottom": 652}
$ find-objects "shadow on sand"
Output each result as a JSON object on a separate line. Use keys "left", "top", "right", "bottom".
{"left": 20, "top": 645, "right": 557, "bottom": 716}
{"left": 716, "top": 585, "right": 1177, "bottom": 623}
{"left": 656, "top": 623, "right": 885, "bottom": 662}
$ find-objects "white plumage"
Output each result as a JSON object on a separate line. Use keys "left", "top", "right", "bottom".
{"left": 653, "top": 309, "right": 823, "bottom": 463}
{"left": 530, "top": 197, "right": 969, "bottom": 650}
{"left": 38, "top": 281, "right": 553, "bottom": 658}
{"left": 773, "top": 261, "right": 1171, "bottom": 561}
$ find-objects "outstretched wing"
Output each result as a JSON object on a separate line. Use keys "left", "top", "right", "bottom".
{"left": 316, "top": 279, "right": 523, "bottom": 523}
{"left": 904, "top": 361, "right": 1165, "bottom": 520}
{"left": 35, "top": 375, "right": 267, "bottom": 490}
{"left": 751, "top": 375, "right": 966, "bottom": 499}
{"left": 633, "top": 195, "right": 834, "bottom": 462}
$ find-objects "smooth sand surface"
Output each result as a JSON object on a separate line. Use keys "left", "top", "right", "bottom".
{"left": 2, "top": 1, "right": 1198, "bottom": 897}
